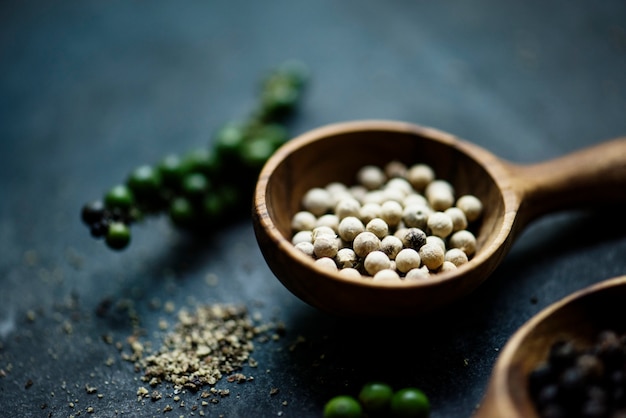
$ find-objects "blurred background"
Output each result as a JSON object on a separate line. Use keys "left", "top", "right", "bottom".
{"left": 1, "top": 1, "right": 625, "bottom": 417}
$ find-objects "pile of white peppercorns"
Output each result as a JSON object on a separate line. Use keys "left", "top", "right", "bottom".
{"left": 290, "top": 160, "right": 483, "bottom": 281}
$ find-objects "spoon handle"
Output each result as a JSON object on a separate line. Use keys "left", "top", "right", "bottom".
{"left": 506, "top": 137, "right": 626, "bottom": 225}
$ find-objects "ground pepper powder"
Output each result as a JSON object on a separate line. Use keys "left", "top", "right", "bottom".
{"left": 123, "top": 303, "right": 277, "bottom": 393}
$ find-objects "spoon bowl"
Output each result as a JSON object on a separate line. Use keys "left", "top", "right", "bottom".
{"left": 252, "top": 120, "right": 626, "bottom": 317}
{"left": 473, "top": 275, "right": 626, "bottom": 418}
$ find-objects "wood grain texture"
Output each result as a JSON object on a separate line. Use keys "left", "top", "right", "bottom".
{"left": 252, "top": 120, "right": 626, "bottom": 317}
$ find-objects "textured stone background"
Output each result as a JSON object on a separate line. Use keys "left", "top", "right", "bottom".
{"left": 1, "top": 1, "right": 625, "bottom": 416}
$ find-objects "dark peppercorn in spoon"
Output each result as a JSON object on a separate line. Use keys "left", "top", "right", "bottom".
{"left": 474, "top": 275, "right": 626, "bottom": 418}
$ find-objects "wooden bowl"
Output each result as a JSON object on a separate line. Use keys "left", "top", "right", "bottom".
{"left": 252, "top": 119, "right": 510, "bottom": 317}
{"left": 252, "top": 119, "right": 626, "bottom": 318}
{"left": 473, "top": 275, "right": 626, "bottom": 418}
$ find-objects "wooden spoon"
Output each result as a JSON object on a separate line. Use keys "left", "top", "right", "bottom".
{"left": 252, "top": 120, "right": 626, "bottom": 317}
{"left": 473, "top": 275, "right": 626, "bottom": 418}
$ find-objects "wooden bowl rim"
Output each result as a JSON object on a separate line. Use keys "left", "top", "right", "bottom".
{"left": 497, "top": 274, "right": 626, "bottom": 363}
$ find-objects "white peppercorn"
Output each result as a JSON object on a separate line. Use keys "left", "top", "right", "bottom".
{"left": 426, "top": 235, "right": 446, "bottom": 252}
{"left": 373, "top": 269, "right": 400, "bottom": 281}
{"left": 316, "top": 214, "right": 340, "bottom": 231}
{"left": 357, "top": 165, "right": 386, "bottom": 190}
{"left": 352, "top": 231, "right": 381, "bottom": 258}
{"left": 364, "top": 250, "right": 391, "bottom": 276}
{"left": 293, "top": 161, "right": 485, "bottom": 280}
{"left": 385, "top": 177, "right": 414, "bottom": 197}
{"left": 419, "top": 242, "right": 445, "bottom": 270}
{"left": 380, "top": 235, "right": 403, "bottom": 260}
{"left": 325, "top": 181, "right": 349, "bottom": 195}
{"left": 425, "top": 179, "right": 455, "bottom": 211}
{"left": 291, "top": 211, "right": 317, "bottom": 232}
{"left": 349, "top": 185, "right": 368, "bottom": 202}
{"left": 444, "top": 207, "right": 468, "bottom": 232}
{"left": 359, "top": 202, "right": 382, "bottom": 224}
{"left": 311, "top": 226, "right": 336, "bottom": 241}
{"left": 384, "top": 160, "right": 407, "bottom": 178}
{"left": 400, "top": 227, "right": 427, "bottom": 251}
{"left": 439, "top": 260, "right": 458, "bottom": 272}
{"left": 407, "top": 163, "right": 435, "bottom": 191}
{"left": 302, "top": 187, "right": 332, "bottom": 216}
{"left": 395, "top": 248, "right": 421, "bottom": 273}
{"left": 427, "top": 211, "right": 454, "bottom": 238}
{"left": 380, "top": 200, "right": 403, "bottom": 228}
{"left": 362, "top": 190, "right": 386, "bottom": 205}
{"left": 403, "top": 193, "right": 428, "bottom": 208}
{"left": 325, "top": 182, "right": 351, "bottom": 206}
{"left": 292, "top": 230, "right": 313, "bottom": 245}
{"left": 314, "top": 257, "right": 338, "bottom": 271}
{"left": 335, "top": 248, "right": 358, "bottom": 269}
{"left": 449, "top": 229, "right": 477, "bottom": 256}
{"left": 405, "top": 266, "right": 430, "bottom": 280}
{"left": 338, "top": 267, "right": 362, "bottom": 279}
{"left": 445, "top": 248, "right": 469, "bottom": 267}
{"left": 366, "top": 218, "right": 389, "bottom": 239}
{"left": 394, "top": 227, "right": 408, "bottom": 240}
{"left": 337, "top": 216, "right": 365, "bottom": 242}
{"left": 381, "top": 187, "right": 405, "bottom": 204}
{"left": 402, "top": 204, "right": 432, "bottom": 229}
{"left": 335, "top": 197, "right": 361, "bottom": 219}
{"left": 294, "top": 241, "right": 315, "bottom": 257}
{"left": 456, "top": 194, "right": 483, "bottom": 222}
{"left": 313, "top": 235, "right": 339, "bottom": 258}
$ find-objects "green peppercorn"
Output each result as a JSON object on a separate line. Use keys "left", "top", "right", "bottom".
{"left": 182, "top": 173, "right": 210, "bottom": 199}
{"left": 81, "top": 61, "right": 309, "bottom": 250}
{"left": 323, "top": 395, "right": 363, "bottom": 418}
{"left": 127, "top": 164, "right": 162, "bottom": 202}
{"left": 390, "top": 388, "right": 430, "bottom": 418}
{"left": 240, "top": 137, "right": 279, "bottom": 169}
{"left": 358, "top": 382, "right": 394, "bottom": 415}
{"left": 168, "top": 197, "right": 195, "bottom": 227}
{"left": 261, "top": 84, "right": 299, "bottom": 117}
{"left": 158, "top": 154, "right": 186, "bottom": 187}
{"left": 213, "top": 121, "right": 248, "bottom": 160}
{"left": 255, "top": 123, "right": 288, "bottom": 145}
{"left": 104, "top": 184, "right": 134, "bottom": 211}
{"left": 182, "top": 148, "right": 218, "bottom": 176}
{"left": 257, "top": 60, "right": 309, "bottom": 121}
{"left": 105, "top": 222, "right": 131, "bottom": 250}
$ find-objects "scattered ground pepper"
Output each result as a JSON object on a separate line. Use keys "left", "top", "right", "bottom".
{"left": 122, "top": 302, "right": 279, "bottom": 397}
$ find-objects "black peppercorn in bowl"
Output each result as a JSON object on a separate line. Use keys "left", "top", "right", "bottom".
{"left": 252, "top": 119, "right": 626, "bottom": 318}
{"left": 474, "top": 275, "right": 626, "bottom": 418}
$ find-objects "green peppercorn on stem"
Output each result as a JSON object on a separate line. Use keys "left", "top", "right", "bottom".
{"left": 81, "top": 61, "right": 308, "bottom": 250}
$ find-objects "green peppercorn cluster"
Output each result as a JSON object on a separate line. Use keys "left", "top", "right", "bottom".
{"left": 81, "top": 61, "right": 309, "bottom": 250}
{"left": 324, "top": 382, "right": 430, "bottom": 418}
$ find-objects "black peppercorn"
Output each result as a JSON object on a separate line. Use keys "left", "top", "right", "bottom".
{"left": 529, "top": 330, "right": 626, "bottom": 418}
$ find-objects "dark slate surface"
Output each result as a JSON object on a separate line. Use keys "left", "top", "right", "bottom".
{"left": 1, "top": 1, "right": 625, "bottom": 417}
